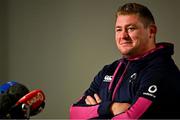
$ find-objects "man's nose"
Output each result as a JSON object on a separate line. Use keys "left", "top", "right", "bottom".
{"left": 120, "top": 30, "right": 129, "bottom": 39}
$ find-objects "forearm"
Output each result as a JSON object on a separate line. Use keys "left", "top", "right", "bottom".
{"left": 70, "top": 94, "right": 113, "bottom": 119}
{"left": 111, "top": 97, "right": 152, "bottom": 119}
{"left": 70, "top": 104, "right": 99, "bottom": 119}
{"left": 110, "top": 102, "right": 131, "bottom": 115}
{"left": 70, "top": 100, "right": 112, "bottom": 119}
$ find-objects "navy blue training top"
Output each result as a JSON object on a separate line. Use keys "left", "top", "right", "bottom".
{"left": 71, "top": 42, "right": 180, "bottom": 119}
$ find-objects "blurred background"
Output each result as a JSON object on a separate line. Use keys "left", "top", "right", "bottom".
{"left": 0, "top": 0, "right": 179, "bottom": 119}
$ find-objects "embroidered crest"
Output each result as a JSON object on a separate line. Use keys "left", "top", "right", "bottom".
{"left": 129, "top": 73, "right": 137, "bottom": 82}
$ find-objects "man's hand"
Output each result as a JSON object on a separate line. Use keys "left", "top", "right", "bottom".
{"left": 85, "top": 94, "right": 130, "bottom": 116}
{"left": 85, "top": 94, "right": 102, "bottom": 105}
{"left": 111, "top": 102, "right": 131, "bottom": 115}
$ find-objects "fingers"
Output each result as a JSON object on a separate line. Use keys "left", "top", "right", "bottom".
{"left": 85, "top": 94, "right": 102, "bottom": 105}
{"left": 85, "top": 95, "right": 97, "bottom": 105}
{"left": 85, "top": 97, "right": 91, "bottom": 105}
{"left": 94, "top": 93, "right": 102, "bottom": 103}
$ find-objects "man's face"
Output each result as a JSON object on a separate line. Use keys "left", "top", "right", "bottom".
{"left": 115, "top": 14, "right": 154, "bottom": 58}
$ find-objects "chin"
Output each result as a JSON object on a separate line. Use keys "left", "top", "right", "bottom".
{"left": 119, "top": 48, "right": 132, "bottom": 55}
{"left": 120, "top": 51, "right": 131, "bottom": 57}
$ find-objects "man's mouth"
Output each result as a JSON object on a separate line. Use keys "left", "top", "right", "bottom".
{"left": 120, "top": 42, "right": 132, "bottom": 45}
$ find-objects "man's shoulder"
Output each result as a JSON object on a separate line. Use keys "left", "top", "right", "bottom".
{"left": 100, "top": 59, "right": 121, "bottom": 74}
{"left": 104, "top": 59, "right": 120, "bottom": 69}
{"left": 138, "top": 54, "right": 179, "bottom": 79}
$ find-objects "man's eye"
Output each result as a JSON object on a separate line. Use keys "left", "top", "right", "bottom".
{"left": 127, "top": 27, "right": 136, "bottom": 32}
{"left": 116, "top": 29, "right": 122, "bottom": 32}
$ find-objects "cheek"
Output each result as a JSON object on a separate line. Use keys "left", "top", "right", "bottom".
{"left": 115, "top": 33, "right": 120, "bottom": 43}
{"left": 129, "top": 31, "right": 143, "bottom": 42}
{"left": 115, "top": 32, "right": 119, "bottom": 39}
{"left": 130, "top": 31, "right": 149, "bottom": 49}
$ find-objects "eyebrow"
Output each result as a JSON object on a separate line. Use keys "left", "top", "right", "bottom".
{"left": 115, "top": 24, "right": 136, "bottom": 28}
{"left": 115, "top": 26, "right": 121, "bottom": 28}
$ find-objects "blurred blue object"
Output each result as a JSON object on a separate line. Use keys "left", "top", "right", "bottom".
{"left": 0, "top": 81, "right": 17, "bottom": 94}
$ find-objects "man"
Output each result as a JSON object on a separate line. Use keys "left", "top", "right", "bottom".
{"left": 70, "top": 3, "right": 180, "bottom": 119}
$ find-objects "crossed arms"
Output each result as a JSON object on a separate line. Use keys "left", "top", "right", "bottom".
{"left": 70, "top": 63, "right": 157, "bottom": 119}
{"left": 70, "top": 93, "right": 152, "bottom": 119}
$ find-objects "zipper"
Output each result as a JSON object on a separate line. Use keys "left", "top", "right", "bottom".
{"left": 108, "top": 61, "right": 122, "bottom": 90}
{"left": 108, "top": 61, "right": 130, "bottom": 100}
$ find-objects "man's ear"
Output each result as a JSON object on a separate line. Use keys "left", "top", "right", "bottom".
{"left": 149, "top": 24, "right": 157, "bottom": 39}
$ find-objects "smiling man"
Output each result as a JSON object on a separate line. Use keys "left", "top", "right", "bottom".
{"left": 115, "top": 14, "right": 156, "bottom": 58}
{"left": 70, "top": 3, "right": 180, "bottom": 119}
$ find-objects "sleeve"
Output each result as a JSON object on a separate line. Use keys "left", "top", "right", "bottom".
{"left": 70, "top": 65, "right": 112, "bottom": 119}
{"left": 112, "top": 67, "right": 163, "bottom": 119}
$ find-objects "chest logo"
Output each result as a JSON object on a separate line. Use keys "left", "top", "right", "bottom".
{"left": 129, "top": 73, "right": 137, "bottom": 82}
{"left": 103, "top": 75, "right": 113, "bottom": 82}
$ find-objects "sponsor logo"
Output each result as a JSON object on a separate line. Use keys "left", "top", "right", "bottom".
{"left": 143, "top": 85, "right": 157, "bottom": 98}
{"left": 103, "top": 75, "right": 113, "bottom": 82}
{"left": 143, "top": 92, "right": 156, "bottom": 98}
{"left": 148, "top": 85, "right": 157, "bottom": 93}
